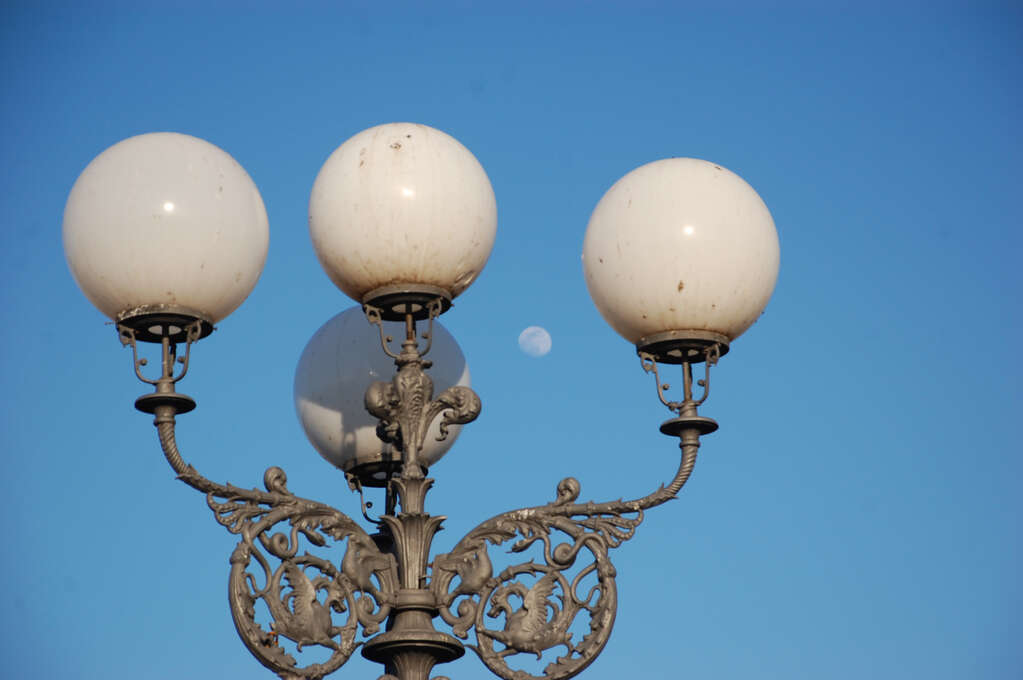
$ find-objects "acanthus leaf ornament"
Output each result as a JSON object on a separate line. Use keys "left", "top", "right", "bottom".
{"left": 363, "top": 302, "right": 481, "bottom": 479}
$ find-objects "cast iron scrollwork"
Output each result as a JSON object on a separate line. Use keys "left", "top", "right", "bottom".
{"left": 364, "top": 366, "right": 481, "bottom": 475}
{"left": 154, "top": 412, "right": 400, "bottom": 680}
{"left": 362, "top": 302, "right": 482, "bottom": 479}
{"left": 431, "top": 436, "right": 701, "bottom": 680}
{"left": 121, "top": 311, "right": 712, "bottom": 680}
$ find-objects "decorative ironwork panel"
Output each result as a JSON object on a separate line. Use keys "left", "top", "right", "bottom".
{"left": 179, "top": 464, "right": 400, "bottom": 679}
{"left": 432, "top": 478, "right": 644, "bottom": 680}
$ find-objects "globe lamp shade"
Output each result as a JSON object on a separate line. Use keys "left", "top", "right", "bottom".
{"left": 582, "top": 158, "right": 779, "bottom": 358}
{"left": 62, "top": 132, "right": 269, "bottom": 339}
{"left": 294, "top": 306, "right": 471, "bottom": 485}
{"left": 308, "top": 123, "right": 497, "bottom": 312}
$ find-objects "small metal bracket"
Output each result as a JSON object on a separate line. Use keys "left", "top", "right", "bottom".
{"left": 118, "top": 316, "right": 204, "bottom": 415}
{"left": 638, "top": 337, "right": 722, "bottom": 437}
{"left": 346, "top": 471, "right": 383, "bottom": 525}
{"left": 364, "top": 296, "right": 443, "bottom": 363}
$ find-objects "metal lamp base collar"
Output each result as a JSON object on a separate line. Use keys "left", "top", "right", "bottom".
{"left": 362, "top": 284, "right": 453, "bottom": 321}
{"left": 116, "top": 305, "right": 214, "bottom": 344}
{"left": 635, "top": 329, "right": 729, "bottom": 364}
{"left": 659, "top": 414, "right": 718, "bottom": 436}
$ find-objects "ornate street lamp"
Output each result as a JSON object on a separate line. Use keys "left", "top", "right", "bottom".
{"left": 63, "top": 124, "right": 779, "bottom": 680}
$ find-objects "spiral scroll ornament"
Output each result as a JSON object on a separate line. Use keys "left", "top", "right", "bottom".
{"left": 177, "top": 464, "right": 400, "bottom": 679}
{"left": 127, "top": 292, "right": 709, "bottom": 680}
{"left": 431, "top": 478, "right": 645, "bottom": 680}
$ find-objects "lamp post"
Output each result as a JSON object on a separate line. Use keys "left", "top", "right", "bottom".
{"left": 62, "top": 123, "right": 779, "bottom": 680}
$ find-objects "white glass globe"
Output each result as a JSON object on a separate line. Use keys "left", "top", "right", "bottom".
{"left": 294, "top": 306, "right": 471, "bottom": 480}
{"left": 583, "top": 158, "right": 779, "bottom": 345}
{"left": 63, "top": 132, "right": 269, "bottom": 326}
{"left": 308, "top": 123, "right": 497, "bottom": 302}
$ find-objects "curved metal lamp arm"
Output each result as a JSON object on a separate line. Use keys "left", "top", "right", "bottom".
{"left": 125, "top": 312, "right": 714, "bottom": 680}
{"left": 430, "top": 429, "right": 703, "bottom": 680}
{"left": 149, "top": 406, "right": 402, "bottom": 679}
{"left": 121, "top": 322, "right": 402, "bottom": 680}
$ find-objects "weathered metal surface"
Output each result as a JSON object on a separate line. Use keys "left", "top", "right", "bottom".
{"left": 120, "top": 298, "right": 716, "bottom": 680}
{"left": 431, "top": 437, "right": 699, "bottom": 680}
{"left": 157, "top": 413, "right": 399, "bottom": 679}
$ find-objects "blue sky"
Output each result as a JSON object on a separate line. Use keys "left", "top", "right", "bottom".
{"left": 2, "top": 2, "right": 1021, "bottom": 679}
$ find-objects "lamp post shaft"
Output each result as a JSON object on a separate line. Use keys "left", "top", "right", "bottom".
{"left": 361, "top": 482, "right": 465, "bottom": 680}
{"left": 360, "top": 317, "right": 470, "bottom": 680}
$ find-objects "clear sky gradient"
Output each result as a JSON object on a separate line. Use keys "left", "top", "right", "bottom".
{"left": 2, "top": 2, "right": 1020, "bottom": 679}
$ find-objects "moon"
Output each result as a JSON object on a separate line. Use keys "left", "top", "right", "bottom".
{"left": 518, "top": 326, "right": 552, "bottom": 357}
